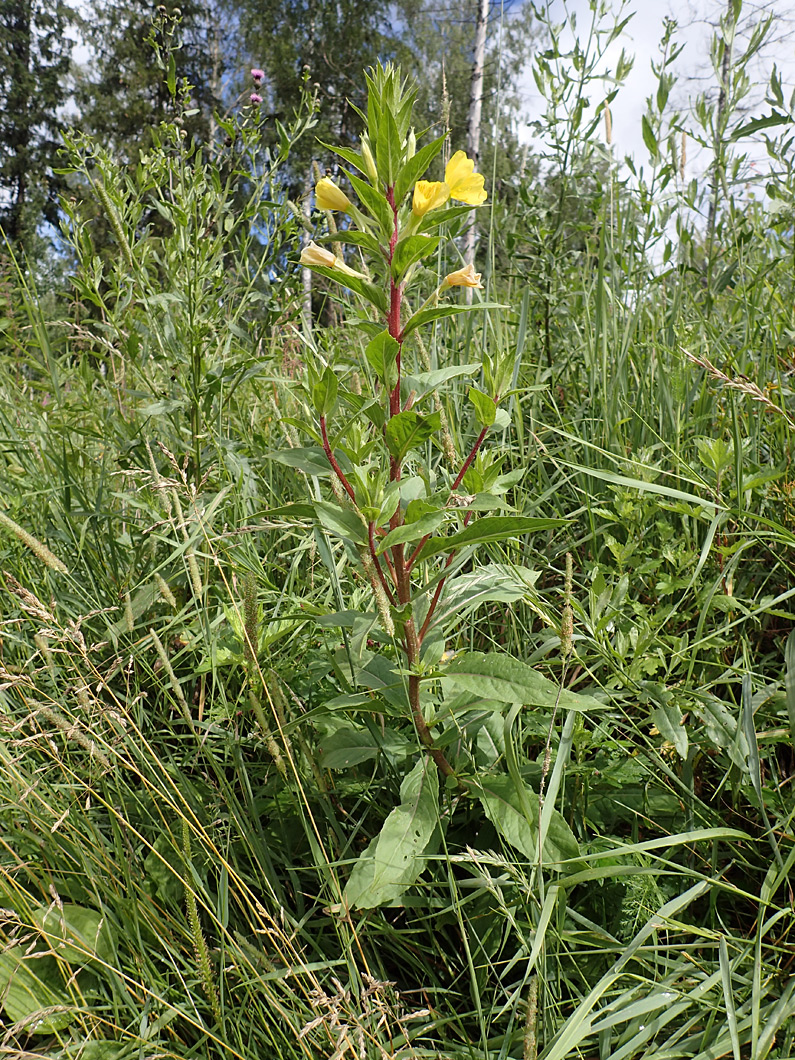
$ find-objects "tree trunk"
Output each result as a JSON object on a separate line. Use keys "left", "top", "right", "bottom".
{"left": 464, "top": 0, "right": 489, "bottom": 276}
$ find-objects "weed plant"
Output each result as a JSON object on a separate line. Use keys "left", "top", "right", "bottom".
{"left": 1, "top": 2, "right": 795, "bottom": 1058}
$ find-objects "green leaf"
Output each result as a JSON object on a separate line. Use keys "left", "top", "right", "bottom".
{"left": 730, "top": 110, "right": 788, "bottom": 141}
{"left": 378, "top": 510, "right": 445, "bottom": 553}
{"left": 385, "top": 410, "right": 441, "bottom": 461}
{"left": 392, "top": 234, "right": 440, "bottom": 279}
{"left": 365, "top": 329, "right": 400, "bottom": 390}
{"left": 318, "top": 140, "right": 370, "bottom": 178}
{"left": 0, "top": 953, "right": 76, "bottom": 1033}
{"left": 376, "top": 104, "right": 402, "bottom": 187}
{"left": 429, "top": 564, "right": 539, "bottom": 630}
{"left": 641, "top": 114, "right": 659, "bottom": 158}
{"left": 267, "top": 447, "right": 332, "bottom": 477}
{"left": 32, "top": 904, "right": 114, "bottom": 966}
{"left": 785, "top": 630, "right": 795, "bottom": 747}
{"left": 320, "top": 726, "right": 409, "bottom": 768}
{"left": 652, "top": 700, "right": 688, "bottom": 758}
{"left": 416, "top": 516, "right": 566, "bottom": 562}
{"left": 404, "top": 363, "right": 480, "bottom": 395}
{"left": 418, "top": 204, "right": 476, "bottom": 232}
{"left": 393, "top": 134, "right": 447, "bottom": 205}
{"left": 345, "top": 170, "right": 393, "bottom": 236}
{"left": 344, "top": 757, "right": 439, "bottom": 909}
{"left": 468, "top": 387, "right": 497, "bottom": 427}
{"left": 478, "top": 775, "right": 581, "bottom": 868}
{"left": 443, "top": 652, "right": 604, "bottom": 713}
{"left": 313, "top": 366, "right": 338, "bottom": 417}
{"left": 314, "top": 501, "right": 367, "bottom": 545}
{"left": 319, "top": 229, "right": 384, "bottom": 256}
{"left": 401, "top": 302, "right": 506, "bottom": 339}
{"left": 300, "top": 263, "right": 387, "bottom": 315}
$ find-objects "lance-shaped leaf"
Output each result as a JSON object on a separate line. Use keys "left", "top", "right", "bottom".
{"left": 313, "top": 366, "right": 338, "bottom": 417}
{"left": 378, "top": 509, "right": 445, "bottom": 553}
{"left": 300, "top": 263, "right": 387, "bottom": 315}
{"left": 401, "top": 302, "right": 507, "bottom": 340}
{"left": 404, "top": 363, "right": 479, "bottom": 397}
{"left": 443, "top": 652, "right": 604, "bottom": 712}
{"left": 385, "top": 410, "right": 441, "bottom": 462}
{"left": 415, "top": 515, "right": 566, "bottom": 562}
{"left": 345, "top": 170, "right": 393, "bottom": 236}
{"left": 319, "top": 229, "right": 384, "bottom": 256}
{"left": 344, "top": 757, "right": 439, "bottom": 909}
{"left": 268, "top": 447, "right": 334, "bottom": 477}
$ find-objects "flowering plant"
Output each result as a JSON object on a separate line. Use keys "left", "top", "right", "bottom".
{"left": 276, "top": 64, "right": 591, "bottom": 909}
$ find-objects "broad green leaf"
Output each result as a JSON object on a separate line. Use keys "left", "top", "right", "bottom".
{"left": 385, "top": 410, "right": 441, "bottom": 461}
{"left": 652, "top": 701, "right": 688, "bottom": 758}
{"left": 313, "top": 366, "right": 338, "bottom": 417}
{"left": 392, "top": 234, "right": 440, "bottom": 279}
{"left": 401, "top": 301, "right": 506, "bottom": 339}
{"left": 378, "top": 510, "right": 445, "bottom": 553}
{"left": 314, "top": 501, "right": 367, "bottom": 545}
{"left": 478, "top": 775, "right": 581, "bottom": 868}
{"left": 393, "top": 134, "right": 446, "bottom": 204}
{"left": 428, "top": 564, "right": 539, "bottom": 630}
{"left": 415, "top": 515, "right": 566, "bottom": 562}
{"left": 268, "top": 447, "right": 332, "bottom": 477}
{"left": 32, "top": 904, "right": 114, "bottom": 966}
{"left": 320, "top": 726, "right": 409, "bottom": 768}
{"left": 0, "top": 953, "right": 75, "bottom": 1032}
{"left": 443, "top": 652, "right": 604, "bottom": 713}
{"left": 365, "top": 329, "right": 399, "bottom": 390}
{"left": 344, "top": 757, "right": 439, "bottom": 909}
{"left": 468, "top": 387, "right": 497, "bottom": 427}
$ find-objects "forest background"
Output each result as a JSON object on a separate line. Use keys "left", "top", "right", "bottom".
{"left": 2, "top": 1, "right": 795, "bottom": 1059}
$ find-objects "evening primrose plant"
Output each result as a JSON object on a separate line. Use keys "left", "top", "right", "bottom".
{"left": 281, "top": 64, "right": 597, "bottom": 909}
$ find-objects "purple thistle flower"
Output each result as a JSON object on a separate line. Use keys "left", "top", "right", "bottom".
{"left": 250, "top": 92, "right": 263, "bottom": 105}
{"left": 251, "top": 68, "right": 264, "bottom": 82}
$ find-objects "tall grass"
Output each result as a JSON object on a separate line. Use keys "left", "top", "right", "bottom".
{"left": 1, "top": 1, "right": 794, "bottom": 1056}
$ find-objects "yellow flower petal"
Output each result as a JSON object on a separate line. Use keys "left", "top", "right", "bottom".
{"left": 315, "top": 177, "right": 351, "bottom": 212}
{"left": 412, "top": 180, "right": 450, "bottom": 217}
{"left": 445, "top": 150, "right": 488, "bottom": 206}
{"left": 300, "top": 241, "right": 337, "bottom": 268}
{"left": 442, "top": 263, "right": 483, "bottom": 289}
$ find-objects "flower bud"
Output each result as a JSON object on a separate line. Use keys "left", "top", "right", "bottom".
{"left": 406, "top": 127, "right": 416, "bottom": 160}
{"left": 412, "top": 180, "right": 450, "bottom": 218}
{"left": 299, "top": 240, "right": 366, "bottom": 278}
{"left": 441, "top": 263, "right": 483, "bottom": 289}
{"left": 361, "top": 136, "right": 379, "bottom": 186}
{"left": 315, "top": 176, "right": 351, "bottom": 212}
{"left": 300, "top": 240, "right": 337, "bottom": 268}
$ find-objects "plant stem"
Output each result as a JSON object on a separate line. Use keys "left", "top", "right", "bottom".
{"left": 319, "top": 416, "right": 356, "bottom": 503}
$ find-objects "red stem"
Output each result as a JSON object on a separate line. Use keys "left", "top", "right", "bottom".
{"left": 369, "top": 521, "right": 396, "bottom": 605}
{"left": 406, "top": 423, "right": 491, "bottom": 571}
{"left": 320, "top": 416, "right": 356, "bottom": 503}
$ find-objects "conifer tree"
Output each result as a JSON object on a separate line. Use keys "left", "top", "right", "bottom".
{"left": 0, "top": 0, "right": 75, "bottom": 251}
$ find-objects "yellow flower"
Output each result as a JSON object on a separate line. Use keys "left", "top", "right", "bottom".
{"left": 315, "top": 177, "right": 351, "bottom": 212}
{"left": 412, "top": 180, "right": 450, "bottom": 218}
{"left": 300, "top": 240, "right": 366, "bottom": 278}
{"left": 441, "top": 263, "right": 483, "bottom": 289}
{"left": 445, "top": 151, "right": 488, "bottom": 205}
{"left": 300, "top": 241, "right": 337, "bottom": 268}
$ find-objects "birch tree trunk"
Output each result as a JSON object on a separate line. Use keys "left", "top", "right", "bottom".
{"left": 464, "top": 0, "right": 489, "bottom": 276}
